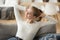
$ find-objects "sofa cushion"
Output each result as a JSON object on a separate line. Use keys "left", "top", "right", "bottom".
{"left": 35, "top": 24, "right": 56, "bottom": 37}
{"left": 0, "top": 23, "right": 17, "bottom": 40}
{"left": 0, "top": 22, "right": 56, "bottom": 40}
{"left": 33, "top": 24, "right": 56, "bottom": 40}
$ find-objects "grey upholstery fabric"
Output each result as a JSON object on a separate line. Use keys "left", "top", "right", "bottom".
{"left": 35, "top": 24, "right": 56, "bottom": 37}
{"left": 0, "top": 23, "right": 17, "bottom": 40}
{"left": 0, "top": 23, "right": 56, "bottom": 40}
{"left": 0, "top": 7, "right": 15, "bottom": 20}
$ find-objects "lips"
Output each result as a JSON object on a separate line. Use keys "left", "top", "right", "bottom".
{"left": 28, "top": 16, "right": 32, "bottom": 19}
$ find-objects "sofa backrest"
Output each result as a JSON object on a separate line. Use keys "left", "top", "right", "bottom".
{"left": 35, "top": 24, "right": 56, "bottom": 37}
{"left": 0, "top": 7, "right": 15, "bottom": 20}
{"left": 0, "top": 23, "right": 56, "bottom": 40}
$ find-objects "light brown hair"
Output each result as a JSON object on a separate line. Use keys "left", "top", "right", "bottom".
{"left": 31, "top": 6, "right": 43, "bottom": 21}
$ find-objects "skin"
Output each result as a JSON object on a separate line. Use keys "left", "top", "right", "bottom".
{"left": 25, "top": 7, "right": 36, "bottom": 23}
{"left": 24, "top": 7, "right": 45, "bottom": 23}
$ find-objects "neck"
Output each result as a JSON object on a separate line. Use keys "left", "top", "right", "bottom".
{"left": 26, "top": 19, "right": 34, "bottom": 23}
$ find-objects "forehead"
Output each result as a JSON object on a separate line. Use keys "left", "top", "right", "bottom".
{"left": 27, "top": 7, "right": 34, "bottom": 13}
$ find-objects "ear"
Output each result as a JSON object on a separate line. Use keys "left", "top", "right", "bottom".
{"left": 34, "top": 16, "right": 36, "bottom": 18}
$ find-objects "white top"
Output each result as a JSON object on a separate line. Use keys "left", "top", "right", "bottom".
{"left": 14, "top": 5, "right": 57, "bottom": 40}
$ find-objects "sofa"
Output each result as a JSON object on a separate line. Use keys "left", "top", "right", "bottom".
{"left": 0, "top": 6, "right": 57, "bottom": 40}
{"left": 0, "top": 22, "right": 17, "bottom": 40}
{"left": 0, "top": 7, "right": 15, "bottom": 20}
{"left": 0, "top": 20, "right": 56, "bottom": 40}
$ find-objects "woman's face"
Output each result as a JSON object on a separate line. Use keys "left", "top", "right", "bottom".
{"left": 25, "top": 7, "right": 35, "bottom": 20}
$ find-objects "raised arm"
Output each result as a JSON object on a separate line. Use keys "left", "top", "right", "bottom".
{"left": 40, "top": 16, "right": 57, "bottom": 27}
{"left": 45, "top": 16, "right": 57, "bottom": 24}
{"left": 14, "top": 5, "right": 24, "bottom": 22}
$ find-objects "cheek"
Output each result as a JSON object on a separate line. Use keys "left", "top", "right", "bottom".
{"left": 28, "top": 14, "right": 33, "bottom": 17}
{"left": 25, "top": 12, "right": 28, "bottom": 18}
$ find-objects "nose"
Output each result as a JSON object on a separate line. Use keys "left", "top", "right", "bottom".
{"left": 27, "top": 14, "right": 31, "bottom": 17}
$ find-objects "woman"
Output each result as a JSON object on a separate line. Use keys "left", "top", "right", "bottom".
{"left": 8, "top": 5, "right": 57, "bottom": 40}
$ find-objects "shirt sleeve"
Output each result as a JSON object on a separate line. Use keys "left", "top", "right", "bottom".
{"left": 40, "top": 16, "right": 57, "bottom": 27}
{"left": 17, "top": 5, "right": 26, "bottom": 11}
{"left": 45, "top": 16, "right": 57, "bottom": 24}
{"left": 14, "top": 5, "right": 25, "bottom": 22}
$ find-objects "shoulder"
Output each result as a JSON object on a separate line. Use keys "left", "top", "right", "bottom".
{"left": 41, "top": 17, "right": 48, "bottom": 22}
